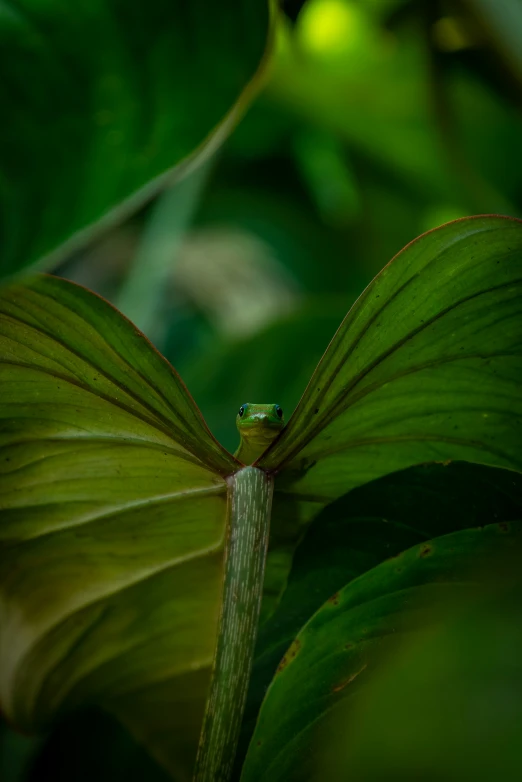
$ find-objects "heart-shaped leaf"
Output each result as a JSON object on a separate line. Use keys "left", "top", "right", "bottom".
{"left": 262, "top": 216, "right": 522, "bottom": 562}
{"left": 0, "top": 276, "right": 237, "bottom": 776}
{"left": 241, "top": 520, "right": 522, "bottom": 782}
{"left": 0, "top": 0, "right": 271, "bottom": 280}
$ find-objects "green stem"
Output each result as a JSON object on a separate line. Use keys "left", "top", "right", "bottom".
{"left": 116, "top": 159, "right": 211, "bottom": 340}
{"left": 193, "top": 466, "right": 274, "bottom": 782}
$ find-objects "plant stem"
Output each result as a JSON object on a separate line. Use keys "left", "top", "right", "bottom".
{"left": 116, "top": 159, "right": 212, "bottom": 341}
{"left": 193, "top": 466, "right": 274, "bottom": 782}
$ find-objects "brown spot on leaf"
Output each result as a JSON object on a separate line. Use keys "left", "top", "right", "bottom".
{"left": 498, "top": 521, "right": 510, "bottom": 533}
{"left": 420, "top": 544, "right": 432, "bottom": 558}
{"left": 328, "top": 592, "right": 340, "bottom": 606}
{"left": 332, "top": 664, "right": 368, "bottom": 693}
{"left": 289, "top": 639, "right": 301, "bottom": 658}
{"left": 276, "top": 639, "right": 301, "bottom": 673}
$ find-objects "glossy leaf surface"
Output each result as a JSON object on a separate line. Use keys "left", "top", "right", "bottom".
{"left": 262, "top": 216, "right": 522, "bottom": 545}
{"left": 0, "top": 276, "right": 237, "bottom": 776}
{"left": 241, "top": 520, "right": 522, "bottom": 782}
{"left": 0, "top": 0, "right": 270, "bottom": 280}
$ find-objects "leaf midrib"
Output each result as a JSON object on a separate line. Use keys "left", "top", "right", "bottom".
{"left": 3, "top": 484, "right": 227, "bottom": 545}
{"left": 0, "top": 433, "right": 214, "bottom": 477}
{"left": 0, "top": 358, "right": 199, "bottom": 454}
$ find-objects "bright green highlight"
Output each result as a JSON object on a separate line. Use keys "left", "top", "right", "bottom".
{"left": 235, "top": 403, "right": 285, "bottom": 465}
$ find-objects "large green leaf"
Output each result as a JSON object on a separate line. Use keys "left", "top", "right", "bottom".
{"left": 317, "top": 574, "right": 522, "bottom": 782}
{"left": 0, "top": 276, "right": 238, "bottom": 777}
{"left": 261, "top": 216, "right": 522, "bottom": 551}
{"left": 0, "top": 0, "right": 271, "bottom": 280}
{"left": 241, "top": 520, "right": 522, "bottom": 782}
{"left": 236, "top": 461, "right": 522, "bottom": 772}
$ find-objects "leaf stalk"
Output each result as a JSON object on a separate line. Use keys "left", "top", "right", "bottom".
{"left": 193, "top": 466, "right": 274, "bottom": 782}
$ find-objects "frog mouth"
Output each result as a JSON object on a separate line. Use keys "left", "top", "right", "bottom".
{"left": 244, "top": 414, "right": 282, "bottom": 427}
{"left": 241, "top": 415, "right": 284, "bottom": 440}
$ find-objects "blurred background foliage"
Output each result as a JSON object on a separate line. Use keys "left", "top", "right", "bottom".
{"left": 52, "top": 0, "right": 522, "bottom": 455}
{"left": 2, "top": 0, "right": 522, "bottom": 778}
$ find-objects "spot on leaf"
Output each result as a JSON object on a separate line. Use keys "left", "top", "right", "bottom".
{"left": 276, "top": 638, "right": 302, "bottom": 673}
{"left": 332, "top": 663, "right": 368, "bottom": 693}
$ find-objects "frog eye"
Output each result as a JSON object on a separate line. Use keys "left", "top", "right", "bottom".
{"left": 275, "top": 405, "right": 283, "bottom": 419}
{"left": 238, "top": 405, "right": 246, "bottom": 417}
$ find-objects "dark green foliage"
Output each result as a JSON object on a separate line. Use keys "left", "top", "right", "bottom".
{"left": 2, "top": 1, "right": 522, "bottom": 780}
{"left": 0, "top": 0, "right": 270, "bottom": 279}
{"left": 240, "top": 461, "right": 522, "bottom": 769}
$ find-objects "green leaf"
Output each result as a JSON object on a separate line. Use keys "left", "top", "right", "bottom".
{"left": 0, "top": 275, "right": 237, "bottom": 777}
{"left": 317, "top": 575, "right": 522, "bottom": 782}
{"left": 237, "top": 462, "right": 522, "bottom": 769}
{"left": 261, "top": 216, "right": 522, "bottom": 549}
{"left": 0, "top": 0, "right": 271, "bottom": 280}
{"left": 240, "top": 520, "right": 522, "bottom": 782}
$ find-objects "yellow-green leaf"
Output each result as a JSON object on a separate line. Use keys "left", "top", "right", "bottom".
{"left": 261, "top": 216, "right": 522, "bottom": 544}
{"left": 0, "top": 276, "right": 237, "bottom": 776}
